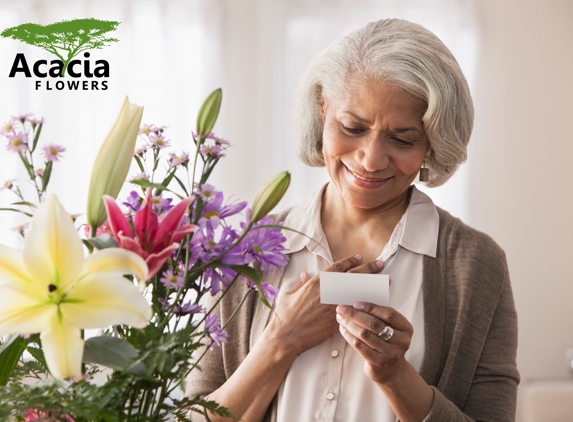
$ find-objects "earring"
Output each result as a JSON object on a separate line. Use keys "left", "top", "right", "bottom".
{"left": 419, "top": 161, "right": 429, "bottom": 182}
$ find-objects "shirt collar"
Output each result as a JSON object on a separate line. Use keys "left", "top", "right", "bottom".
{"left": 282, "top": 184, "right": 326, "bottom": 255}
{"left": 282, "top": 184, "right": 439, "bottom": 258}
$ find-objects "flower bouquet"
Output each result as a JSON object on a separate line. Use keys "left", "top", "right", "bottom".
{"left": 0, "top": 89, "right": 291, "bottom": 421}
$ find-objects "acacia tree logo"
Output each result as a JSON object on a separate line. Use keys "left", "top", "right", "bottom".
{"left": 1, "top": 18, "right": 120, "bottom": 77}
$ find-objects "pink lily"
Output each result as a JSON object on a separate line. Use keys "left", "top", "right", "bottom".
{"left": 104, "top": 189, "right": 197, "bottom": 279}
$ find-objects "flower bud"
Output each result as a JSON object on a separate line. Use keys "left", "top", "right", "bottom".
{"left": 250, "top": 171, "right": 290, "bottom": 224}
{"left": 86, "top": 97, "right": 144, "bottom": 229}
{"left": 196, "top": 88, "right": 222, "bottom": 138}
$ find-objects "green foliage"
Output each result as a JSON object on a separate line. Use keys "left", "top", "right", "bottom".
{"left": 0, "top": 18, "right": 120, "bottom": 76}
{"left": 0, "top": 335, "right": 29, "bottom": 386}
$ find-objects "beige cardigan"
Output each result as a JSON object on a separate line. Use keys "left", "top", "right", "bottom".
{"left": 185, "top": 207, "right": 520, "bottom": 421}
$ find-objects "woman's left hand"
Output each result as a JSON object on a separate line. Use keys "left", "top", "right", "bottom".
{"left": 336, "top": 302, "right": 413, "bottom": 384}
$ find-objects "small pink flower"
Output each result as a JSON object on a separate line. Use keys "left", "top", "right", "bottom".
{"left": 35, "top": 168, "right": 44, "bottom": 177}
{"left": 42, "top": 143, "right": 66, "bottom": 162}
{"left": 195, "top": 183, "right": 218, "bottom": 202}
{"left": 134, "top": 144, "right": 149, "bottom": 156}
{"left": 169, "top": 151, "right": 190, "bottom": 168}
{"left": 5, "top": 132, "right": 27, "bottom": 152}
{"left": 129, "top": 172, "right": 150, "bottom": 182}
{"left": 148, "top": 133, "right": 170, "bottom": 149}
{"left": 0, "top": 178, "right": 16, "bottom": 191}
{"left": 11, "top": 222, "right": 29, "bottom": 235}
{"left": 0, "top": 117, "right": 17, "bottom": 135}
{"left": 160, "top": 268, "right": 185, "bottom": 289}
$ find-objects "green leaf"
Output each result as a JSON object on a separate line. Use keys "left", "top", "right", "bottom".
{"left": 229, "top": 265, "right": 271, "bottom": 308}
{"left": 83, "top": 336, "right": 148, "bottom": 378}
{"left": 0, "top": 207, "right": 33, "bottom": 217}
{"left": 173, "top": 174, "right": 189, "bottom": 196}
{"left": 133, "top": 154, "right": 145, "bottom": 173}
{"left": 155, "top": 167, "right": 176, "bottom": 196}
{"left": 26, "top": 345, "right": 47, "bottom": 369}
{"left": 0, "top": 335, "right": 28, "bottom": 386}
{"left": 84, "top": 234, "right": 119, "bottom": 250}
{"left": 196, "top": 88, "right": 222, "bottom": 137}
{"left": 10, "top": 201, "right": 37, "bottom": 208}
{"left": 41, "top": 160, "right": 53, "bottom": 191}
{"left": 31, "top": 123, "right": 43, "bottom": 152}
{"left": 130, "top": 178, "right": 167, "bottom": 192}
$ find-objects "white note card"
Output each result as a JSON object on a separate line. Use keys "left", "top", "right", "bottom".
{"left": 319, "top": 272, "right": 389, "bottom": 306}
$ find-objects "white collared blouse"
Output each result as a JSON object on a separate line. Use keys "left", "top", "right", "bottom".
{"left": 276, "top": 184, "right": 439, "bottom": 422}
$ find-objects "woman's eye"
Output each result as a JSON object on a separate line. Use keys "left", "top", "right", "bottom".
{"left": 342, "top": 125, "right": 363, "bottom": 134}
{"left": 392, "top": 137, "right": 415, "bottom": 147}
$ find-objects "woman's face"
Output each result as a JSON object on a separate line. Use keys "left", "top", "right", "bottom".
{"left": 320, "top": 78, "right": 429, "bottom": 211}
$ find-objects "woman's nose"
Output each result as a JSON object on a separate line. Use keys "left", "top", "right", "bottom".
{"left": 355, "top": 136, "right": 390, "bottom": 173}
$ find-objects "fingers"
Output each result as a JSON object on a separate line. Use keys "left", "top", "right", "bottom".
{"left": 336, "top": 304, "right": 413, "bottom": 349}
{"left": 287, "top": 271, "right": 312, "bottom": 294}
{"left": 352, "top": 302, "right": 412, "bottom": 332}
{"left": 346, "top": 259, "right": 384, "bottom": 274}
{"left": 324, "top": 254, "right": 364, "bottom": 273}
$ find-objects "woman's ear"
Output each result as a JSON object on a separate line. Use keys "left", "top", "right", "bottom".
{"left": 318, "top": 95, "right": 326, "bottom": 123}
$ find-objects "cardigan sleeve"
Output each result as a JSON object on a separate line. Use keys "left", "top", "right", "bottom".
{"left": 423, "top": 248, "right": 520, "bottom": 421}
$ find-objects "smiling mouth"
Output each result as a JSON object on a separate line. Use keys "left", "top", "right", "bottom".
{"left": 345, "top": 165, "right": 390, "bottom": 183}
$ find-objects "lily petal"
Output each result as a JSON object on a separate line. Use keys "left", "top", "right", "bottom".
{"left": 0, "top": 244, "right": 32, "bottom": 286}
{"left": 146, "top": 243, "right": 180, "bottom": 279}
{"left": 0, "top": 283, "right": 55, "bottom": 335}
{"left": 152, "top": 196, "right": 193, "bottom": 245}
{"left": 62, "top": 274, "right": 151, "bottom": 329}
{"left": 41, "top": 313, "right": 84, "bottom": 380}
{"left": 79, "top": 248, "right": 148, "bottom": 282}
{"left": 103, "top": 195, "right": 134, "bottom": 241}
{"left": 23, "top": 195, "right": 84, "bottom": 290}
{"left": 134, "top": 188, "right": 158, "bottom": 251}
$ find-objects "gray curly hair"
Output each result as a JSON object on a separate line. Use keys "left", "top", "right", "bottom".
{"left": 292, "top": 19, "right": 474, "bottom": 187}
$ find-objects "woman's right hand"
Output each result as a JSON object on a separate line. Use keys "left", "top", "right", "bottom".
{"left": 264, "top": 254, "right": 384, "bottom": 357}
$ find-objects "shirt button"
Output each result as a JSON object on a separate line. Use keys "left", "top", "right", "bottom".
{"left": 326, "top": 392, "right": 335, "bottom": 400}
{"left": 331, "top": 349, "right": 339, "bottom": 358}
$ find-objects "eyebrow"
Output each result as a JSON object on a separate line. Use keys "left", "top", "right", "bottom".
{"left": 340, "top": 111, "right": 423, "bottom": 135}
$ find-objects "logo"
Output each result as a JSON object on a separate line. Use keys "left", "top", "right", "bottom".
{"left": 1, "top": 18, "right": 120, "bottom": 91}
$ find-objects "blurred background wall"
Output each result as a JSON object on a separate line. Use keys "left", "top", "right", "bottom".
{"left": 0, "top": 0, "right": 572, "bottom": 419}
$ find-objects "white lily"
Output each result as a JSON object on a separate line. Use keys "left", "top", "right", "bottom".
{"left": 0, "top": 194, "right": 151, "bottom": 380}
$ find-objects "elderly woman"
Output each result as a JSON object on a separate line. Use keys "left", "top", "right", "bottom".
{"left": 186, "top": 19, "right": 519, "bottom": 421}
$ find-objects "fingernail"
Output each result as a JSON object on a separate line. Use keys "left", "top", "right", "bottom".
{"left": 376, "top": 260, "right": 384, "bottom": 269}
{"left": 354, "top": 254, "right": 362, "bottom": 261}
{"left": 299, "top": 271, "right": 305, "bottom": 281}
{"left": 354, "top": 302, "right": 365, "bottom": 310}
{"left": 337, "top": 305, "right": 347, "bottom": 314}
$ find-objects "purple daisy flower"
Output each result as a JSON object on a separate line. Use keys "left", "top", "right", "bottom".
{"left": 123, "top": 190, "right": 142, "bottom": 212}
{"left": 34, "top": 168, "right": 44, "bottom": 177}
{"left": 5, "top": 132, "right": 27, "bottom": 152}
{"left": 203, "top": 267, "right": 237, "bottom": 296}
{"left": 199, "top": 191, "right": 247, "bottom": 233}
{"left": 174, "top": 301, "right": 204, "bottom": 316}
{"left": 41, "top": 143, "right": 66, "bottom": 162}
{"left": 205, "top": 314, "right": 229, "bottom": 350}
{"left": 238, "top": 214, "right": 288, "bottom": 271}
{"left": 160, "top": 269, "right": 185, "bottom": 289}
{"left": 152, "top": 194, "right": 174, "bottom": 214}
{"left": 245, "top": 280, "right": 279, "bottom": 305}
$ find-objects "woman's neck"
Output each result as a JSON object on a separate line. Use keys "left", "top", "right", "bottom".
{"left": 320, "top": 183, "right": 411, "bottom": 262}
